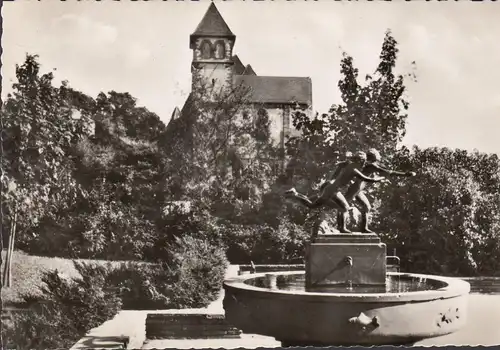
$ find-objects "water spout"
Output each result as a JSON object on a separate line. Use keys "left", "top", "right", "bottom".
{"left": 344, "top": 256, "right": 353, "bottom": 289}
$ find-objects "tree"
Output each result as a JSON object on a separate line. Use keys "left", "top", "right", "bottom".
{"left": 161, "top": 71, "right": 277, "bottom": 218}
{"left": 288, "top": 30, "right": 414, "bottom": 189}
{"left": 285, "top": 30, "right": 415, "bottom": 226}
{"left": 49, "top": 90, "right": 169, "bottom": 260}
{"left": 393, "top": 146, "right": 500, "bottom": 195}
{"left": 1, "top": 55, "right": 93, "bottom": 286}
{"left": 374, "top": 161, "right": 500, "bottom": 276}
{"left": 374, "top": 146, "right": 500, "bottom": 276}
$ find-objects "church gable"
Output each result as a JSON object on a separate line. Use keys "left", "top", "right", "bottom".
{"left": 232, "top": 55, "right": 257, "bottom": 76}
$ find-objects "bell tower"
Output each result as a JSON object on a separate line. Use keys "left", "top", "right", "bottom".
{"left": 190, "top": 3, "right": 236, "bottom": 94}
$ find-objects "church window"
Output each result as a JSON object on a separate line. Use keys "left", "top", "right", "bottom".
{"left": 214, "top": 40, "right": 226, "bottom": 59}
{"left": 200, "top": 40, "right": 213, "bottom": 59}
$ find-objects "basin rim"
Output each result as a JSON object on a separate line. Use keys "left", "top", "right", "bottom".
{"left": 223, "top": 271, "right": 471, "bottom": 303}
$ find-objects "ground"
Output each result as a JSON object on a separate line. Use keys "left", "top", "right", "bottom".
{"left": 1, "top": 249, "right": 137, "bottom": 305}
{"left": 416, "top": 294, "right": 500, "bottom": 346}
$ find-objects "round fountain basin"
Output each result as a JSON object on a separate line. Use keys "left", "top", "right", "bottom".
{"left": 223, "top": 271, "right": 470, "bottom": 346}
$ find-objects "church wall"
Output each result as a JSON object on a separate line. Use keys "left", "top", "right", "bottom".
{"left": 265, "top": 107, "right": 285, "bottom": 147}
{"left": 195, "top": 62, "right": 234, "bottom": 93}
{"left": 192, "top": 37, "right": 235, "bottom": 94}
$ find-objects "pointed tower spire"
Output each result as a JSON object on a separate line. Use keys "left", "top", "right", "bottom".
{"left": 169, "top": 106, "right": 181, "bottom": 124}
{"left": 190, "top": 3, "right": 235, "bottom": 49}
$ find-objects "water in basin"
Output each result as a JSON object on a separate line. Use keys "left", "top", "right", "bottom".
{"left": 244, "top": 273, "right": 448, "bottom": 294}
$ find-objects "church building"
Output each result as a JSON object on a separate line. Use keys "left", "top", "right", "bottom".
{"left": 168, "top": 3, "right": 313, "bottom": 166}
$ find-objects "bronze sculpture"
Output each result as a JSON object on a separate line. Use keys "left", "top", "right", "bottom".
{"left": 285, "top": 149, "right": 416, "bottom": 235}
{"left": 285, "top": 151, "right": 385, "bottom": 233}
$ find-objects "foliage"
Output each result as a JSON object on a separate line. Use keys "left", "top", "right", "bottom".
{"left": 1, "top": 55, "right": 93, "bottom": 258}
{"left": 161, "top": 72, "right": 277, "bottom": 217}
{"left": 374, "top": 154, "right": 500, "bottom": 276}
{"left": 286, "top": 30, "right": 415, "bottom": 190}
{"left": 224, "top": 217, "right": 308, "bottom": 264}
{"left": 393, "top": 146, "right": 500, "bottom": 195}
{"left": 104, "top": 262, "right": 171, "bottom": 310}
{"left": 3, "top": 261, "right": 122, "bottom": 349}
{"left": 167, "top": 235, "right": 228, "bottom": 308}
{"left": 2, "top": 54, "right": 169, "bottom": 262}
{"left": 0, "top": 250, "right": 129, "bottom": 306}
{"left": 103, "top": 234, "right": 228, "bottom": 309}
{"left": 146, "top": 203, "right": 224, "bottom": 262}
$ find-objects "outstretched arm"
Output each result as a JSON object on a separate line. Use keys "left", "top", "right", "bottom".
{"left": 371, "top": 164, "right": 416, "bottom": 177}
{"left": 353, "top": 169, "right": 385, "bottom": 183}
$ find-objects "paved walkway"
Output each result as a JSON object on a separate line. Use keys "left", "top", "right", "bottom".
{"left": 416, "top": 294, "right": 500, "bottom": 347}
{"left": 71, "top": 265, "right": 278, "bottom": 349}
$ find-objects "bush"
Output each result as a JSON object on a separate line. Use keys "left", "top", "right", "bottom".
{"left": 3, "top": 261, "right": 122, "bottom": 349}
{"left": 99, "top": 234, "right": 228, "bottom": 310}
{"left": 106, "top": 262, "right": 172, "bottom": 310}
{"left": 224, "top": 217, "right": 308, "bottom": 265}
{"left": 16, "top": 200, "right": 157, "bottom": 261}
{"left": 168, "top": 235, "right": 228, "bottom": 308}
{"left": 145, "top": 204, "right": 224, "bottom": 263}
{"left": 374, "top": 165, "right": 500, "bottom": 276}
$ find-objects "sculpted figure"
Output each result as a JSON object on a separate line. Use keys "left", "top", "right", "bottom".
{"left": 344, "top": 148, "right": 416, "bottom": 233}
{"left": 285, "top": 151, "right": 385, "bottom": 233}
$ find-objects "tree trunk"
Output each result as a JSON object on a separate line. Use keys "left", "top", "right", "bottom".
{"left": 3, "top": 209, "right": 17, "bottom": 288}
{"left": 2, "top": 223, "right": 11, "bottom": 286}
{"left": 7, "top": 210, "right": 18, "bottom": 287}
{"left": 0, "top": 209, "right": 3, "bottom": 350}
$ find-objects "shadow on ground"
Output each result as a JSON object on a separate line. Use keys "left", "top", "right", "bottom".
{"left": 79, "top": 336, "right": 128, "bottom": 349}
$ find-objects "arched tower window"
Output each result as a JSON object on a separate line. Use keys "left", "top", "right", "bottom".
{"left": 200, "top": 40, "right": 213, "bottom": 59}
{"left": 214, "top": 40, "right": 226, "bottom": 59}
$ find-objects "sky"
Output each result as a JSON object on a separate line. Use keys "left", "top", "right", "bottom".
{"left": 3, "top": 0, "right": 500, "bottom": 154}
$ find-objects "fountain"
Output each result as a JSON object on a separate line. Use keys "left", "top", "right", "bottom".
{"left": 223, "top": 151, "right": 470, "bottom": 346}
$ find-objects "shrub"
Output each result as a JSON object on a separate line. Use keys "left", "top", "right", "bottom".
{"left": 168, "top": 235, "right": 228, "bottom": 308}
{"left": 3, "top": 261, "right": 122, "bottom": 349}
{"left": 105, "top": 262, "right": 172, "bottom": 310}
{"left": 374, "top": 165, "right": 500, "bottom": 276}
{"left": 102, "top": 233, "right": 228, "bottom": 310}
{"left": 145, "top": 204, "right": 224, "bottom": 263}
{"left": 224, "top": 217, "right": 308, "bottom": 264}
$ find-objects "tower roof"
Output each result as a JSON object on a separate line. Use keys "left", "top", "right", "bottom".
{"left": 190, "top": 3, "right": 235, "bottom": 46}
{"left": 169, "top": 106, "right": 181, "bottom": 124}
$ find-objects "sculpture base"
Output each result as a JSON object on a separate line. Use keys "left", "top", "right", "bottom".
{"left": 305, "top": 233, "right": 386, "bottom": 287}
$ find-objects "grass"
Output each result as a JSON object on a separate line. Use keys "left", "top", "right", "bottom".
{"left": 1, "top": 249, "right": 137, "bottom": 306}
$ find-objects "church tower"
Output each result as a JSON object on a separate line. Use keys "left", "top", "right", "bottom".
{"left": 190, "top": 3, "right": 236, "bottom": 95}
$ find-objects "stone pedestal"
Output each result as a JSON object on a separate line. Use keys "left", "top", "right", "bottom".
{"left": 305, "top": 233, "right": 386, "bottom": 287}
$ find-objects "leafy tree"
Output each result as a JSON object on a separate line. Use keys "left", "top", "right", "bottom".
{"left": 287, "top": 30, "right": 415, "bottom": 191}
{"left": 1, "top": 54, "right": 93, "bottom": 285}
{"left": 393, "top": 146, "right": 500, "bottom": 195}
{"left": 161, "top": 71, "right": 277, "bottom": 218}
{"left": 1, "top": 54, "right": 170, "bottom": 262}
{"left": 374, "top": 162, "right": 500, "bottom": 276}
{"left": 372, "top": 146, "right": 500, "bottom": 276}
